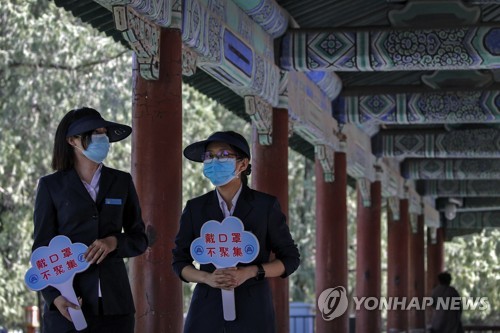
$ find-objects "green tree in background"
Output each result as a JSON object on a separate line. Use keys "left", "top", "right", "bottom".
{"left": 288, "top": 157, "right": 316, "bottom": 303}
{"left": 445, "top": 229, "right": 500, "bottom": 324}
{"left": 1, "top": 0, "right": 132, "bottom": 328}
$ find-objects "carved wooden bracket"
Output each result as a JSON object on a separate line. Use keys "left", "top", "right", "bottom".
{"left": 278, "top": 70, "right": 289, "bottom": 109}
{"left": 407, "top": 184, "right": 422, "bottom": 215}
{"left": 374, "top": 164, "right": 384, "bottom": 182}
{"left": 429, "top": 227, "right": 438, "bottom": 244}
{"left": 357, "top": 178, "right": 371, "bottom": 208}
{"left": 245, "top": 96, "right": 273, "bottom": 145}
{"left": 182, "top": 45, "right": 198, "bottom": 76}
{"left": 114, "top": 6, "right": 160, "bottom": 80}
{"left": 388, "top": 196, "right": 400, "bottom": 221}
{"left": 410, "top": 214, "right": 418, "bottom": 234}
{"left": 315, "top": 144, "right": 335, "bottom": 182}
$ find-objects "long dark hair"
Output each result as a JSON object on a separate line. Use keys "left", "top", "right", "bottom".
{"left": 51, "top": 107, "right": 100, "bottom": 171}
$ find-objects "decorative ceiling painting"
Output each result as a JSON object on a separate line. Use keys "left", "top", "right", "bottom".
{"left": 54, "top": 0, "right": 500, "bottom": 240}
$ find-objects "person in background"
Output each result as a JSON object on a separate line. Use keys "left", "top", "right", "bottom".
{"left": 32, "top": 107, "right": 148, "bottom": 333}
{"left": 172, "top": 131, "right": 300, "bottom": 333}
{"left": 430, "top": 272, "right": 464, "bottom": 333}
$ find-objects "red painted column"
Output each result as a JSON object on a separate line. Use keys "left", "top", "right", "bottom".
{"left": 435, "top": 228, "right": 445, "bottom": 273}
{"left": 408, "top": 214, "right": 426, "bottom": 332}
{"left": 251, "top": 108, "right": 290, "bottom": 333}
{"left": 426, "top": 227, "right": 445, "bottom": 294}
{"left": 315, "top": 152, "right": 348, "bottom": 333}
{"left": 426, "top": 227, "right": 444, "bottom": 327}
{"left": 130, "top": 29, "right": 183, "bottom": 333}
{"left": 387, "top": 199, "right": 409, "bottom": 333}
{"left": 355, "top": 180, "right": 382, "bottom": 333}
{"left": 426, "top": 227, "right": 436, "bottom": 328}
{"left": 426, "top": 229, "right": 436, "bottom": 295}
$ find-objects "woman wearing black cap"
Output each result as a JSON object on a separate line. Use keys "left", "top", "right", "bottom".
{"left": 172, "top": 131, "right": 300, "bottom": 333}
{"left": 32, "top": 107, "right": 148, "bottom": 332}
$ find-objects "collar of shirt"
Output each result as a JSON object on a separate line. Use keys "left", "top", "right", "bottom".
{"left": 216, "top": 184, "right": 243, "bottom": 218}
{"left": 81, "top": 163, "right": 103, "bottom": 202}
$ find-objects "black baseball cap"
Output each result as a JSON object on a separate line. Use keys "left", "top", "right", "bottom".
{"left": 183, "top": 131, "right": 251, "bottom": 162}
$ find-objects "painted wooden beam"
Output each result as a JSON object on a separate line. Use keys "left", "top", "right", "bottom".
{"left": 446, "top": 211, "right": 500, "bottom": 228}
{"left": 182, "top": 0, "right": 279, "bottom": 105}
{"left": 416, "top": 180, "right": 500, "bottom": 197}
{"left": 96, "top": 0, "right": 179, "bottom": 28}
{"left": 231, "top": 0, "right": 289, "bottom": 38}
{"left": 401, "top": 159, "right": 500, "bottom": 180}
{"left": 333, "top": 90, "right": 500, "bottom": 125}
{"left": 280, "top": 26, "right": 500, "bottom": 71}
{"left": 437, "top": 197, "right": 500, "bottom": 212}
{"left": 372, "top": 128, "right": 500, "bottom": 158}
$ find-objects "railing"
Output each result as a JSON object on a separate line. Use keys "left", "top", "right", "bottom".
{"left": 289, "top": 316, "right": 500, "bottom": 333}
{"left": 463, "top": 325, "right": 500, "bottom": 333}
{"left": 290, "top": 314, "right": 315, "bottom": 333}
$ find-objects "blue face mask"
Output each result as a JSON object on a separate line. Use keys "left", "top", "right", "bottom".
{"left": 203, "top": 159, "right": 237, "bottom": 187}
{"left": 80, "top": 134, "right": 110, "bottom": 163}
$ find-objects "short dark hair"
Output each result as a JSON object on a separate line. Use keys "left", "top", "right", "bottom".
{"left": 51, "top": 107, "right": 100, "bottom": 171}
{"left": 230, "top": 144, "right": 251, "bottom": 186}
{"left": 438, "top": 272, "right": 452, "bottom": 286}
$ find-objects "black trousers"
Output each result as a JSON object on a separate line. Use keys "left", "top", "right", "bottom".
{"left": 42, "top": 299, "right": 134, "bottom": 333}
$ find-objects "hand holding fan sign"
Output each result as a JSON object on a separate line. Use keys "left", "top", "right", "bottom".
{"left": 25, "top": 235, "right": 90, "bottom": 331}
{"left": 190, "top": 216, "right": 259, "bottom": 321}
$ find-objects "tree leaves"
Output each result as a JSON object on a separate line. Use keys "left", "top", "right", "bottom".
{"left": 446, "top": 229, "right": 500, "bottom": 324}
{"left": 0, "top": 0, "right": 132, "bottom": 328}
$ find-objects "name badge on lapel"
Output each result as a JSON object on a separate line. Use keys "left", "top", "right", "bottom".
{"left": 105, "top": 198, "right": 122, "bottom": 205}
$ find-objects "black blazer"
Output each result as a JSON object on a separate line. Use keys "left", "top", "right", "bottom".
{"left": 33, "top": 166, "right": 148, "bottom": 317}
{"left": 172, "top": 186, "right": 300, "bottom": 333}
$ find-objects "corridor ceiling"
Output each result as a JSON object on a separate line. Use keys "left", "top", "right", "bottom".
{"left": 53, "top": 0, "right": 500, "bottom": 240}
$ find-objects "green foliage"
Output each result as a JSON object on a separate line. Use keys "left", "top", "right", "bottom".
{"left": 0, "top": 0, "right": 132, "bottom": 328}
{"left": 288, "top": 155, "right": 316, "bottom": 302}
{"left": 445, "top": 229, "right": 500, "bottom": 325}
